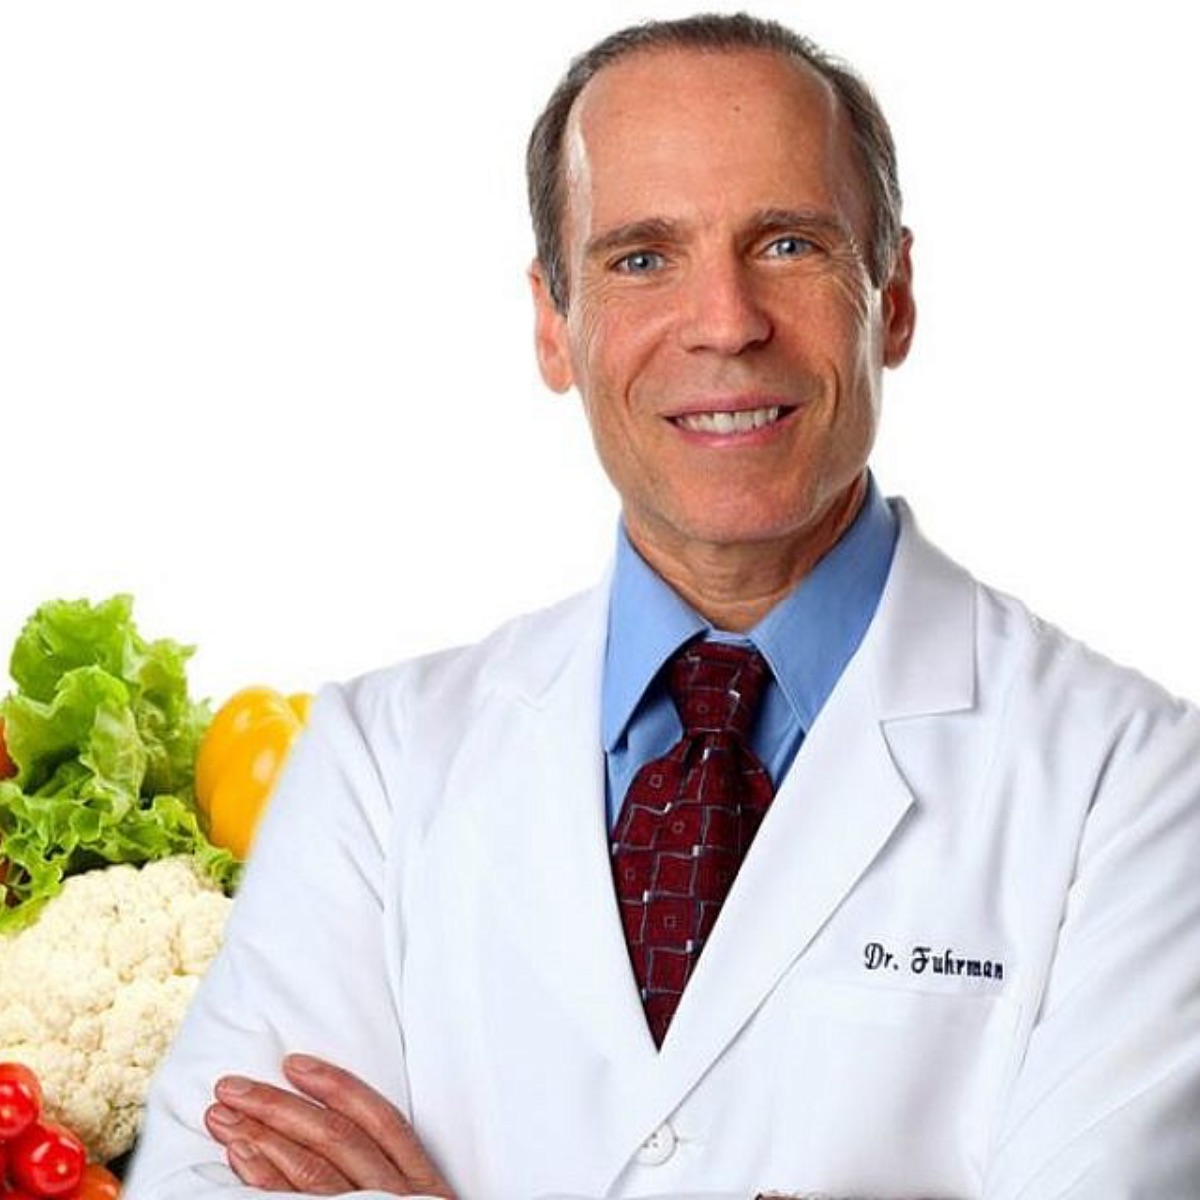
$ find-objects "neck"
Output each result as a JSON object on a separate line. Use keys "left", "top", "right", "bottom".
{"left": 627, "top": 476, "right": 867, "bottom": 633}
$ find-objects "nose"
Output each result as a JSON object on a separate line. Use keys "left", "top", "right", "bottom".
{"left": 677, "top": 256, "right": 772, "bottom": 355}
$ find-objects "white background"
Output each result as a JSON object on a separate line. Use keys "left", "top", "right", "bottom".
{"left": 1, "top": 2, "right": 1197, "bottom": 708}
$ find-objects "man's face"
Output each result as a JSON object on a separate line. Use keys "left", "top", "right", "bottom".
{"left": 531, "top": 48, "right": 915, "bottom": 564}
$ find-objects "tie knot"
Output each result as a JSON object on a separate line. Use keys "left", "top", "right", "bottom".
{"left": 667, "top": 641, "right": 769, "bottom": 741}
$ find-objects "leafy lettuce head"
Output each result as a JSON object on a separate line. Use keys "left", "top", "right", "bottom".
{"left": 0, "top": 595, "right": 238, "bottom": 929}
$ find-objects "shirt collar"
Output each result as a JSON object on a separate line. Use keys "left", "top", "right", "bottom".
{"left": 601, "top": 525, "right": 707, "bottom": 752}
{"left": 601, "top": 474, "right": 897, "bottom": 751}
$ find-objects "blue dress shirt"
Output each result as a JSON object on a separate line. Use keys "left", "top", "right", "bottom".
{"left": 602, "top": 477, "right": 898, "bottom": 828}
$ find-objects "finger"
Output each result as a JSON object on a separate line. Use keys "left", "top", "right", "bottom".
{"left": 283, "top": 1055, "right": 454, "bottom": 1198}
{"left": 229, "top": 1140, "right": 298, "bottom": 1192}
{"left": 206, "top": 1102, "right": 353, "bottom": 1194}
{"left": 214, "top": 1077, "right": 407, "bottom": 1193}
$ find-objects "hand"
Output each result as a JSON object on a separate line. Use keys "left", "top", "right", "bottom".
{"left": 204, "top": 1053, "right": 455, "bottom": 1197}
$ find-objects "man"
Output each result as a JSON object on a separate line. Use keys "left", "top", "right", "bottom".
{"left": 126, "top": 13, "right": 1200, "bottom": 1199}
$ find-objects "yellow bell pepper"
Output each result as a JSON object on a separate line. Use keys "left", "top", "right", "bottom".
{"left": 195, "top": 686, "right": 311, "bottom": 860}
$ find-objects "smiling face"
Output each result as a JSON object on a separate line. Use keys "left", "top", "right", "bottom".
{"left": 531, "top": 47, "right": 915, "bottom": 591}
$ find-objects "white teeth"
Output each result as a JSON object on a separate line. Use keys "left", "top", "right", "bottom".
{"left": 677, "top": 405, "right": 782, "bottom": 434}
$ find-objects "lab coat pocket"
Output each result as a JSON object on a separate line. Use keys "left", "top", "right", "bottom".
{"left": 780, "top": 979, "right": 1021, "bottom": 1196}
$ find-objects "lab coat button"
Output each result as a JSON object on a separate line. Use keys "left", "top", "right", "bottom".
{"left": 635, "top": 1122, "right": 677, "bottom": 1166}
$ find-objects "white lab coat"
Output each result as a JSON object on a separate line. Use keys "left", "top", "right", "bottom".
{"left": 126, "top": 501, "right": 1200, "bottom": 1200}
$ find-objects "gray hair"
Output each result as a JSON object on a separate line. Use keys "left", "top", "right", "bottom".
{"left": 526, "top": 12, "right": 903, "bottom": 311}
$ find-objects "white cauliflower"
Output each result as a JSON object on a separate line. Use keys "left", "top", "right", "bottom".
{"left": 0, "top": 855, "right": 232, "bottom": 1161}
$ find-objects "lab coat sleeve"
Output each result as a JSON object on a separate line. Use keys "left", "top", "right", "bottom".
{"left": 123, "top": 682, "right": 438, "bottom": 1200}
{"left": 984, "top": 697, "right": 1200, "bottom": 1199}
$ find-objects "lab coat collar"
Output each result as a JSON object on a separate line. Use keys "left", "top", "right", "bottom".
{"left": 867, "top": 497, "right": 977, "bottom": 721}
{"left": 495, "top": 497, "right": 974, "bottom": 723}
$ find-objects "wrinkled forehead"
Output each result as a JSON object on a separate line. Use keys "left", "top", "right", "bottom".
{"left": 559, "top": 46, "right": 870, "bottom": 247}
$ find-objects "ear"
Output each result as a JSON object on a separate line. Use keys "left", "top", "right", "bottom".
{"left": 529, "top": 261, "right": 574, "bottom": 393}
{"left": 881, "top": 228, "right": 916, "bottom": 369}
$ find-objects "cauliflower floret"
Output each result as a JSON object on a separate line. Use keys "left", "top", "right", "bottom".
{"left": 0, "top": 856, "right": 232, "bottom": 1161}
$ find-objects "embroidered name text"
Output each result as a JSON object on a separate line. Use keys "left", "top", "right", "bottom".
{"left": 862, "top": 941, "right": 1006, "bottom": 982}
{"left": 910, "top": 944, "right": 1004, "bottom": 980}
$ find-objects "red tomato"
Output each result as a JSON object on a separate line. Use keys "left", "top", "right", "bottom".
{"left": 67, "top": 1163, "right": 121, "bottom": 1200}
{"left": 0, "top": 1062, "right": 42, "bottom": 1140}
{"left": 7, "top": 1122, "right": 87, "bottom": 1198}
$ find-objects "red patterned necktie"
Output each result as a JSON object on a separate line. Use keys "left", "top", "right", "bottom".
{"left": 611, "top": 640, "right": 775, "bottom": 1047}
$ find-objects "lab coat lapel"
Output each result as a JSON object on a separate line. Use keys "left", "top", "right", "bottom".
{"left": 631, "top": 501, "right": 979, "bottom": 1126}
{"left": 473, "top": 580, "right": 659, "bottom": 1070}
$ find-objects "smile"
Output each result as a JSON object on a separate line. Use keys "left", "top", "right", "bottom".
{"left": 671, "top": 405, "right": 792, "bottom": 435}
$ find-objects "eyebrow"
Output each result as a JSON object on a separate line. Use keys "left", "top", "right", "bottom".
{"left": 584, "top": 218, "right": 681, "bottom": 261}
{"left": 751, "top": 207, "right": 854, "bottom": 244}
{"left": 583, "top": 208, "right": 855, "bottom": 261}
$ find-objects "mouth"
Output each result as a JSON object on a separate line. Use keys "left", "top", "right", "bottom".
{"left": 669, "top": 404, "right": 796, "bottom": 435}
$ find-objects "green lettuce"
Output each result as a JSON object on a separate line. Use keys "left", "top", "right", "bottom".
{"left": 0, "top": 595, "right": 239, "bottom": 930}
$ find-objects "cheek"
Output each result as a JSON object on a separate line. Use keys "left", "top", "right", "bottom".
{"left": 566, "top": 291, "right": 612, "bottom": 389}
{"left": 568, "top": 294, "right": 662, "bottom": 400}
{"left": 767, "top": 267, "right": 876, "bottom": 360}
{"left": 830, "top": 277, "right": 883, "bottom": 368}
{"left": 567, "top": 293, "right": 597, "bottom": 355}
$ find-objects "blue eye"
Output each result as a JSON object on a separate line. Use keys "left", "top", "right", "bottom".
{"left": 765, "top": 236, "right": 815, "bottom": 259}
{"left": 615, "top": 250, "right": 665, "bottom": 273}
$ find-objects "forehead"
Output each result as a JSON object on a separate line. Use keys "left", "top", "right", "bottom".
{"left": 562, "top": 47, "right": 867, "bottom": 238}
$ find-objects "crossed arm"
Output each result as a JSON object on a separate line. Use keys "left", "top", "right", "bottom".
{"left": 205, "top": 1066, "right": 860, "bottom": 1200}
{"left": 203, "top": 1056, "right": 887, "bottom": 1200}
{"left": 203, "top": 1055, "right": 453, "bottom": 1197}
